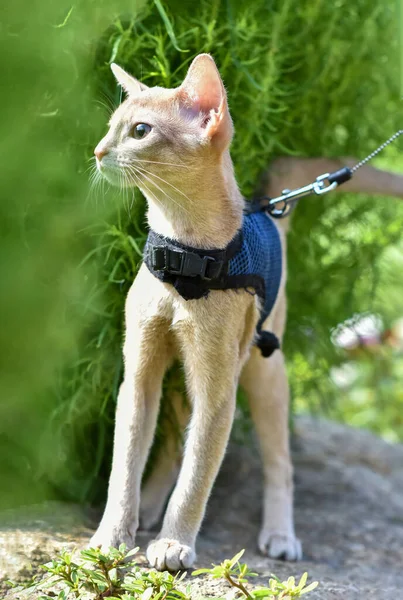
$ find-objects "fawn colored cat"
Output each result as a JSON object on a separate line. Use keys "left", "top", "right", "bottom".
{"left": 91, "top": 53, "right": 403, "bottom": 571}
{"left": 91, "top": 53, "right": 300, "bottom": 569}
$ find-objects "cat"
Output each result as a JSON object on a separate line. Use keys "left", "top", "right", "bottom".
{"left": 91, "top": 53, "right": 301, "bottom": 570}
{"left": 91, "top": 53, "right": 403, "bottom": 572}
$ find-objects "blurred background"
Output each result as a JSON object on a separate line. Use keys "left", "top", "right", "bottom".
{"left": 0, "top": 0, "right": 402, "bottom": 511}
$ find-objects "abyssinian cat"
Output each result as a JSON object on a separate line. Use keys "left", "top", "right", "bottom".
{"left": 91, "top": 52, "right": 403, "bottom": 570}
{"left": 91, "top": 53, "right": 301, "bottom": 569}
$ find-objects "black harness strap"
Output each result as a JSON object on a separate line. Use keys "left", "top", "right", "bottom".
{"left": 151, "top": 243, "right": 226, "bottom": 280}
{"left": 144, "top": 229, "right": 245, "bottom": 300}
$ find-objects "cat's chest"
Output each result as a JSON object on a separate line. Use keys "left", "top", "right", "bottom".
{"left": 126, "top": 263, "right": 256, "bottom": 342}
{"left": 170, "top": 287, "right": 257, "bottom": 340}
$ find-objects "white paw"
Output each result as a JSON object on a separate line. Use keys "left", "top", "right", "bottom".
{"left": 146, "top": 538, "right": 196, "bottom": 571}
{"left": 258, "top": 530, "right": 302, "bottom": 561}
{"left": 89, "top": 523, "right": 136, "bottom": 552}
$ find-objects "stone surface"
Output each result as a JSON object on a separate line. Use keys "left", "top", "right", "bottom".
{"left": 2, "top": 416, "right": 403, "bottom": 599}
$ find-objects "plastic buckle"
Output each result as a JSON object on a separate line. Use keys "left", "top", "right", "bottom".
{"left": 152, "top": 247, "right": 167, "bottom": 271}
{"left": 152, "top": 246, "right": 218, "bottom": 279}
{"left": 200, "top": 256, "right": 216, "bottom": 280}
{"left": 165, "top": 248, "right": 185, "bottom": 275}
{"left": 152, "top": 247, "right": 185, "bottom": 274}
{"left": 182, "top": 253, "right": 216, "bottom": 279}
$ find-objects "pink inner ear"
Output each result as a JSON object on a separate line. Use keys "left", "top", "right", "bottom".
{"left": 178, "top": 54, "right": 233, "bottom": 146}
{"left": 180, "top": 58, "right": 225, "bottom": 116}
{"left": 187, "top": 87, "right": 222, "bottom": 116}
{"left": 180, "top": 91, "right": 203, "bottom": 116}
{"left": 195, "top": 80, "right": 223, "bottom": 114}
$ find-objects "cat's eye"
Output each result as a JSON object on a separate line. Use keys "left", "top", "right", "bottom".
{"left": 131, "top": 123, "right": 152, "bottom": 140}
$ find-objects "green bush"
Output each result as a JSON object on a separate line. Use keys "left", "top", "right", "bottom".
{"left": 1, "top": 0, "right": 402, "bottom": 507}
{"left": 8, "top": 545, "right": 318, "bottom": 599}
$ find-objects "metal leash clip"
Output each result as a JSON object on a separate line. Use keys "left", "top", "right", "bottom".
{"left": 254, "top": 130, "right": 402, "bottom": 219}
{"left": 267, "top": 168, "right": 351, "bottom": 218}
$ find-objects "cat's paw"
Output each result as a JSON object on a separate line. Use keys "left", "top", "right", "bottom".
{"left": 89, "top": 523, "right": 136, "bottom": 552}
{"left": 258, "top": 530, "right": 302, "bottom": 561}
{"left": 146, "top": 538, "right": 196, "bottom": 571}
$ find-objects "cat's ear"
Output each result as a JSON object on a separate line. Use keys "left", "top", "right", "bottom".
{"left": 179, "top": 54, "right": 233, "bottom": 147}
{"left": 111, "top": 63, "right": 148, "bottom": 96}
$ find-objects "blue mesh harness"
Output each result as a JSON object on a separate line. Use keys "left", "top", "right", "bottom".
{"left": 228, "top": 211, "right": 282, "bottom": 350}
{"left": 144, "top": 208, "right": 282, "bottom": 357}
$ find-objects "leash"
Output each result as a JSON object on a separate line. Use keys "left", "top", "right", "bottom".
{"left": 261, "top": 130, "right": 403, "bottom": 218}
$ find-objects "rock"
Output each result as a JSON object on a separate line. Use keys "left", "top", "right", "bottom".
{"left": 2, "top": 416, "right": 403, "bottom": 599}
{"left": 0, "top": 503, "right": 94, "bottom": 596}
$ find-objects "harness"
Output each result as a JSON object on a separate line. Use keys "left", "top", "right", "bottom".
{"left": 143, "top": 205, "right": 282, "bottom": 357}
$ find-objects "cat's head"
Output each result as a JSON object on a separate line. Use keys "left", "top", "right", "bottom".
{"left": 94, "top": 54, "right": 233, "bottom": 189}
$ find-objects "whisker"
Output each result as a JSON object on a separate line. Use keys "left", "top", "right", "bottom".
{"left": 85, "top": 164, "right": 96, "bottom": 175}
{"left": 86, "top": 165, "right": 104, "bottom": 207}
{"left": 95, "top": 91, "right": 116, "bottom": 115}
{"left": 89, "top": 165, "right": 99, "bottom": 187}
{"left": 121, "top": 166, "right": 139, "bottom": 217}
{"left": 140, "top": 181, "right": 165, "bottom": 213}
{"left": 132, "top": 175, "right": 162, "bottom": 213}
{"left": 94, "top": 99, "right": 113, "bottom": 117}
{"left": 85, "top": 159, "right": 99, "bottom": 178}
{"left": 127, "top": 166, "right": 167, "bottom": 213}
{"left": 120, "top": 169, "right": 131, "bottom": 216}
{"left": 124, "top": 172, "right": 133, "bottom": 215}
{"left": 102, "top": 175, "right": 108, "bottom": 206}
{"left": 90, "top": 165, "right": 112, "bottom": 202}
{"left": 133, "top": 164, "right": 193, "bottom": 207}
{"left": 126, "top": 164, "right": 191, "bottom": 215}
{"left": 88, "top": 164, "right": 97, "bottom": 182}
{"left": 124, "top": 158, "right": 190, "bottom": 169}
{"left": 129, "top": 188, "right": 135, "bottom": 211}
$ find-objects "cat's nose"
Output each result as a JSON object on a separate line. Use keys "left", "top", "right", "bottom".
{"left": 94, "top": 144, "right": 109, "bottom": 161}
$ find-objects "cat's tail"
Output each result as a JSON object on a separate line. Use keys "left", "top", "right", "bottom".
{"left": 259, "top": 156, "right": 403, "bottom": 232}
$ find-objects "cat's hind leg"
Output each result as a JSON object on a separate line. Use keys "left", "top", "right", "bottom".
{"left": 139, "top": 390, "right": 189, "bottom": 531}
{"left": 240, "top": 293, "right": 302, "bottom": 561}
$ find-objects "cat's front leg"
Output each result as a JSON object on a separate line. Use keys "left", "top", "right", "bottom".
{"left": 146, "top": 369, "right": 237, "bottom": 570}
{"left": 90, "top": 272, "right": 174, "bottom": 551}
{"left": 90, "top": 375, "right": 148, "bottom": 550}
{"left": 147, "top": 291, "right": 256, "bottom": 570}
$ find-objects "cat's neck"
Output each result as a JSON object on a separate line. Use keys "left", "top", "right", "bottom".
{"left": 142, "top": 151, "right": 244, "bottom": 250}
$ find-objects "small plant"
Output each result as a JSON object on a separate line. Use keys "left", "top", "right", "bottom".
{"left": 193, "top": 549, "right": 318, "bottom": 599}
{"left": 10, "top": 545, "right": 189, "bottom": 600}
{"left": 8, "top": 547, "right": 318, "bottom": 600}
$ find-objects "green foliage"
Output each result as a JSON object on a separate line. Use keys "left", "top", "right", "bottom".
{"left": 1, "top": 0, "right": 402, "bottom": 508}
{"left": 193, "top": 549, "right": 318, "bottom": 599}
{"left": 10, "top": 545, "right": 189, "bottom": 600}
{"left": 75, "top": 0, "right": 403, "bottom": 504}
{"left": 8, "top": 547, "right": 318, "bottom": 600}
{"left": 330, "top": 345, "right": 403, "bottom": 443}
